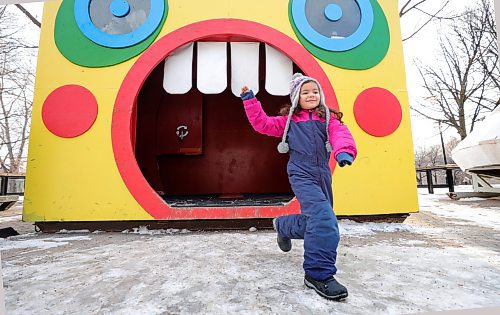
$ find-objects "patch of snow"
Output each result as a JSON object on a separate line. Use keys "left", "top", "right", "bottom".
{"left": 400, "top": 239, "right": 428, "bottom": 246}
{"left": 121, "top": 226, "right": 190, "bottom": 235}
{"left": 339, "top": 219, "right": 413, "bottom": 236}
{"left": 0, "top": 215, "right": 21, "bottom": 223}
{"left": 6, "top": 233, "right": 38, "bottom": 240}
{"left": 0, "top": 236, "right": 91, "bottom": 251}
{"left": 56, "top": 229, "right": 90, "bottom": 234}
{"left": 418, "top": 188, "right": 500, "bottom": 230}
{"left": 339, "top": 244, "right": 500, "bottom": 313}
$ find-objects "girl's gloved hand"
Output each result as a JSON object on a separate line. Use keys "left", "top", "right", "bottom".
{"left": 240, "top": 86, "right": 255, "bottom": 101}
{"left": 336, "top": 152, "right": 354, "bottom": 167}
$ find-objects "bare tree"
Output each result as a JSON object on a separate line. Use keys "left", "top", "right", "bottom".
{"left": 414, "top": 138, "right": 469, "bottom": 185}
{"left": 414, "top": 144, "right": 442, "bottom": 167}
{"left": 399, "top": 0, "right": 457, "bottom": 41}
{"left": 14, "top": 4, "right": 40, "bottom": 28}
{"left": 0, "top": 73, "right": 32, "bottom": 173}
{"left": 414, "top": 144, "right": 441, "bottom": 184}
{"left": 476, "top": 0, "right": 500, "bottom": 105}
{"left": 412, "top": 0, "right": 499, "bottom": 140}
{"left": 0, "top": 6, "right": 35, "bottom": 174}
{"left": 0, "top": 6, "right": 38, "bottom": 50}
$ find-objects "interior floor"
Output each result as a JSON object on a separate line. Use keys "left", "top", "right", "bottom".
{"left": 162, "top": 193, "right": 295, "bottom": 208}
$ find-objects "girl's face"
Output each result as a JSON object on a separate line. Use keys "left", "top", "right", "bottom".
{"left": 298, "top": 81, "right": 320, "bottom": 110}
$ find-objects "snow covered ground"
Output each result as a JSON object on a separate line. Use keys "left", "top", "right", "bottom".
{"left": 1, "top": 187, "right": 499, "bottom": 314}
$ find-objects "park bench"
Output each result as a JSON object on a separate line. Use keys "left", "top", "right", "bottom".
{"left": 0, "top": 174, "right": 24, "bottom": 211}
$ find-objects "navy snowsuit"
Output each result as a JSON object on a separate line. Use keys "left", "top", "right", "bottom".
{"left": 242, "top": 96, "right": 357, "bottom": 281}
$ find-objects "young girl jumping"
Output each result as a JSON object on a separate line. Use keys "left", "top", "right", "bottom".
{"left": 240, "top": 73, "right": 357, "bottom": 301}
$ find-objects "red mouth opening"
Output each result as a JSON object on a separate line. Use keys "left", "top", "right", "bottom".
{"left": 112, "top": 19, "right": 339, "bottom": 220}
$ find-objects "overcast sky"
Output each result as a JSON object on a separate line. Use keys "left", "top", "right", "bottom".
{"left": 5, "top": 1, "right": 486, "bottom": 149}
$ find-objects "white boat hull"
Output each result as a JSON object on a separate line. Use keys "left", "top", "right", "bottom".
{"left": 451, "top": 107, "right": 500, "bottom": 175}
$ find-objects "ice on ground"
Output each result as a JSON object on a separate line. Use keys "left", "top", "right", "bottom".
{"left": 0, "top": 236, "right": 91, "bottom": 251}
{"left": 121, "top": 226, "right": 190, "bottom": 235}
{"left": 1, "top": 187, "right": 499, "bottom": 314}
{"left": 0, "top": 215, "right": 21, "bottom": 223}
{"left": 56, "top": 229, "right": 90, "bottom": 234}
{"left": 418, "top": 187, "right": 500, "bottom": 230}
{"left": 339, "top": 219, "right": 413, "bottom": 236}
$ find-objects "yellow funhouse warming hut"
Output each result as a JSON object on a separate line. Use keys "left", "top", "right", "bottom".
{"left": 24, "top": 0, "right": 418, "bottom": 229}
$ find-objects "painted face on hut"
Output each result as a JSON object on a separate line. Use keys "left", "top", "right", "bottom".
{"left": 25, "top": 0, "right": 418, "bottom": 223}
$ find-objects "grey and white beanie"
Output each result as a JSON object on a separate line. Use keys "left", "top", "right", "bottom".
{"left": 277, "top": 73, "right": 333, "bottom": 154}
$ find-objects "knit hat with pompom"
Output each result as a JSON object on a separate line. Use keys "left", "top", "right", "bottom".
{"left": 277, "top": 73, "right": 333, "bottom": 154}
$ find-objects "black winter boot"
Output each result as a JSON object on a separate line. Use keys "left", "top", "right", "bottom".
{"left": 304, "top": 275, "right": 348, "bottom": 301}
{"left": 272, "top": 218, "right": 292, "bottom": 252}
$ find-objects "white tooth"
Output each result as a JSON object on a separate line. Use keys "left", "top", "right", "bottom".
{"left": 265, "top": 44, "right": 293, "bottom": 96}
{"left": 197, "top": 42, "right": 228, "bottom": 94}
{"left": 163, "top": 43, "right": 194, "bottom": 94}
{"left": 230, "top": 42, "right": 260, "bottom": 97}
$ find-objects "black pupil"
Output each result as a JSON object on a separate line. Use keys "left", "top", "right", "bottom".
{"left": 89, "top": 0, "right": 151, "bottom": 35}
{"left": 305, "top": 0, "right": 361, "bottom": 38}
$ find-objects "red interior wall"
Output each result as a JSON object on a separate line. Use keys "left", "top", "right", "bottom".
{"left": 135, "top": 66, "right": 164, "bottom": 192}
{"left": 157, "top": 89, "right": 291, "bottom": 195}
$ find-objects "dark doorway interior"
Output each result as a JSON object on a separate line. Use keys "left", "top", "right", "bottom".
{"left": 134, "top": 43, "right": 296, "bottom": 207}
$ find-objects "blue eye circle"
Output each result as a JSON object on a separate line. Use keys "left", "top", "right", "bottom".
{"left": 74, "top": 0, "right": 165, "bottom": 48}
{"left": 110, "top": 0, "right": 130, "bottom": 18}
{"left": 324, "top": 4, "right": 343, "bottom": 21}
{"left": 291, "top": 0, "right": 374, "bottom": 52}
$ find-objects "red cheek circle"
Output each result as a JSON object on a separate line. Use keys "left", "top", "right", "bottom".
{"left": 42, "top": 85, "right": 98, "bottom": 138}
{"left": 353, "top": 87, "right": 402, "bottom": 137}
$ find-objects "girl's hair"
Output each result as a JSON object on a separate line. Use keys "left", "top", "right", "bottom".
{"left": 279, "top": 104, "right": 344, "bottom": 124}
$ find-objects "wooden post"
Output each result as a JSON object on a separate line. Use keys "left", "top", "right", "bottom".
{"left": 0, "top": 177, "right": 7, "bottom": 196}
{"left": 426, "top": 169, "right": 434, "bottom": 194}
{"left": 446, "top": 168, "right": 455, "bottom": 192}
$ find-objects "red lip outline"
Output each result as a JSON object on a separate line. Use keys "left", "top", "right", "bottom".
{"left": 112, "top": 19, "right": 339, "bottom": 220}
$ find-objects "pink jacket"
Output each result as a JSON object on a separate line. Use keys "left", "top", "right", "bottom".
{"left": 243, "top": 97, "right": 357, "bottom": 159}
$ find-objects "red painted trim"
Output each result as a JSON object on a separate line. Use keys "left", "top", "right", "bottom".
{"left": 112, "top": 19, "right": 339, "bottom": 220}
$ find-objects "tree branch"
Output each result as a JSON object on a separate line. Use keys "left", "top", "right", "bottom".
{"left": 14, "top": 4, "right": 41, "bottom": 28}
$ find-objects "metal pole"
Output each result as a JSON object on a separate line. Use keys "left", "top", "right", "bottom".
{"left": 438, "top": 121, "right": 454, "bottom": 192}
{"left": 438, "top": 120, "right": 448, "bottom": 165}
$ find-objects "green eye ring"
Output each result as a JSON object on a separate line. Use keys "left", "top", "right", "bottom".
{"left": 288, "top": 0, "right": 390, "bottom": 70}
{"left": 54, "top": 0, "right": 168, "bottom": 68}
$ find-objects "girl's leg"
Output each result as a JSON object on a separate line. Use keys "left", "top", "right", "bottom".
{"left": 288, "top": 167, "right": 339, "bottom": 281}
{"left": 275, "top": 214, "right": 307, "bottom": 239}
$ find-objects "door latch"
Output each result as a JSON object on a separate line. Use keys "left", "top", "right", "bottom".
{"left": 176, "top": 125, "right": 189, "bottom": 140}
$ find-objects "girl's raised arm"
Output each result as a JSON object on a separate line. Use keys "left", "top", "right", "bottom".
{"left": 240, "top": 88, "right": 286, "bottom": 138}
